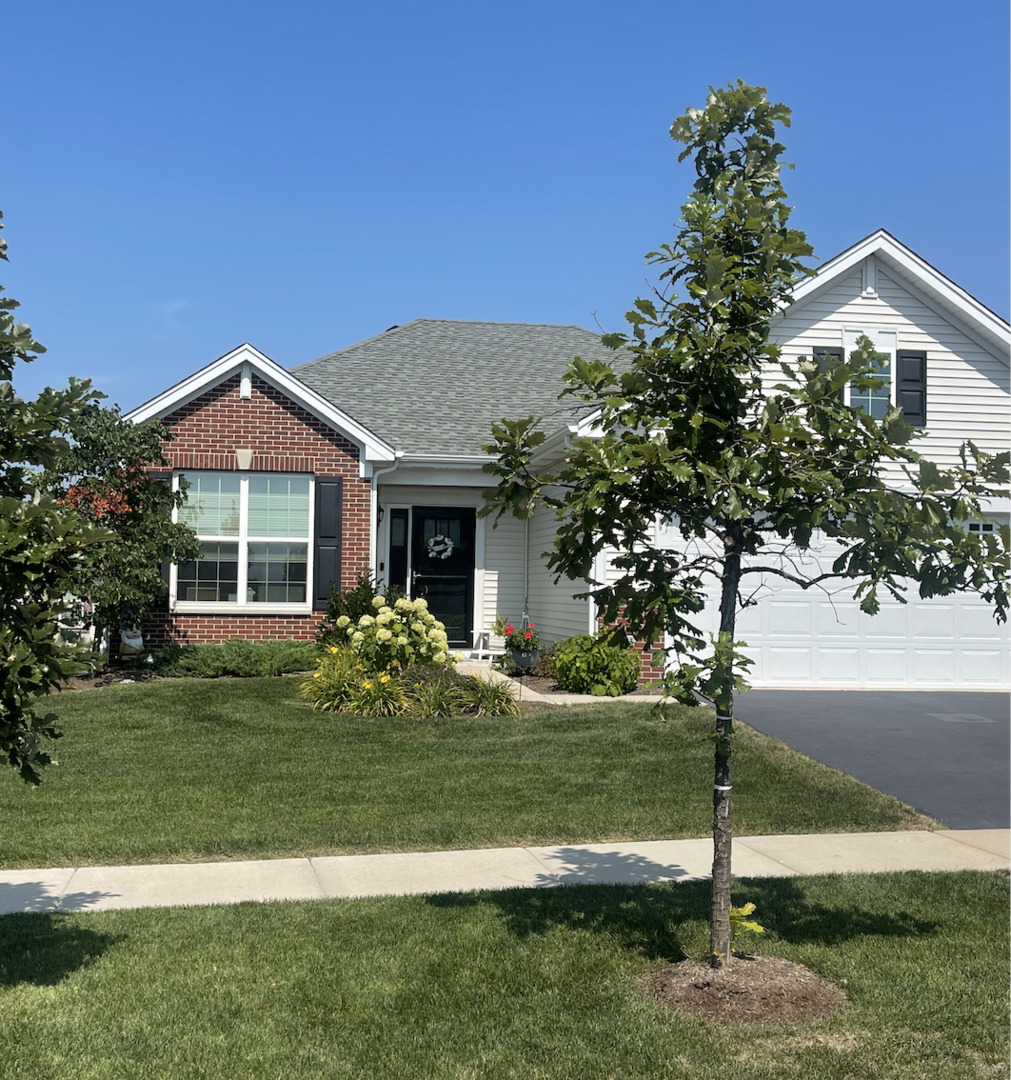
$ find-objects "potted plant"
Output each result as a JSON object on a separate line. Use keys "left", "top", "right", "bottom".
{"left": 502, "top": 620, "right": 540, "bottom": 669}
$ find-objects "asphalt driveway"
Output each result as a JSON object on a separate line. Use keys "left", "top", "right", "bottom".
{"left": 733, "top": 690, "right": 1010, "bottom": 830}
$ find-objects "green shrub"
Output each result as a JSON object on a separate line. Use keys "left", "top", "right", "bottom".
{"left": 316, "top": 572, "right": 405, "bottom": 646}
{"left": 332, "top": 596, "right": 452, "bottom": 671}
{"left": 153, "top": 638, "right": 318, "bottom": 678}
{"left": 553, "top": 634, "right": 641, "bottom": 697}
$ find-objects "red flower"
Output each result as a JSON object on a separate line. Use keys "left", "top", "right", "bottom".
{"left": 505, "top": 624, "right": 515, "bottom": 635}
{"left": 524, "top": 631, "right": 532, "bottom": 639}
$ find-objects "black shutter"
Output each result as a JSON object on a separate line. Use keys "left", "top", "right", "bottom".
{"left": 313, "top": 477, "right": 343, "bottom": 611}
{"left": 813, "top": 346, "right": 845, "bottom": 403}
{"left": 896, "top": 350, "right": 927, "bottom": 426}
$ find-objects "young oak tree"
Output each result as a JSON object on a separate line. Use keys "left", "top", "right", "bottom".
{"left": 483, "top": 83, "right": 1009, "bottom": 967}
{"left": 0, "top": 211, "right": 109, "bottom": 782}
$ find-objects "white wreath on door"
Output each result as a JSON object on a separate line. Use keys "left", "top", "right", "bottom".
{"left": 427, "top": 533, "right": 455, "bottom": 560}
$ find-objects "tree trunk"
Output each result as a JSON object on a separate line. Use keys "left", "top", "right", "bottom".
{"left": 709, "top": 529, "right": 741, "bottom": 968}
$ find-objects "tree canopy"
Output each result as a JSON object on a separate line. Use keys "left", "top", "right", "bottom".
{"left": 483, "top": 82, "right": 1009, "bottom": 965}
{"left": 45, "top": 403, "right": 199, "bottom": 645}
{"left": 0, "top": 211, "right": 108, "bottom": 782}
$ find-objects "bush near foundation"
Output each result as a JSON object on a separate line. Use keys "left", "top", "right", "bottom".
{"left": 152, "top": 639, "right": 319, "bottom": 678}
{"left": 330, "top": 596, "right": 453, "bottom": 671}
{"left": 553, "top": 634, "right": 641, "bottom": 697}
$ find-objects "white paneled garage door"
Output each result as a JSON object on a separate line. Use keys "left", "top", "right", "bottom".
{"left": 670, "top": 534, "right": 1010, "bottom": 690}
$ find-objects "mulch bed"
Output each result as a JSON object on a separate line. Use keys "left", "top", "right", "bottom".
{"left": 640, "top": 954, "right": 846, "bottom": 1026}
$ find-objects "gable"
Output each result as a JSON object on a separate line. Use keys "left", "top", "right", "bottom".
{"left": 125, "top": 343, "right": 396, "bottom": 471}
{"left": 771, "top": 257, "right": 1010, "bottom": 471}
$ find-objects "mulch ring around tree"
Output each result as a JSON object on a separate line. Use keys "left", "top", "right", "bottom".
{"left": 640, "top": 954, "right": 847, "bottom": 1026}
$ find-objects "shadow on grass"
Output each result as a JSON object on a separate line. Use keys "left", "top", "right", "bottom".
{"left": 0, "top": 911, "right": 123, "bottom": 986}
{"left": 428, "top": 849, "right": 939, "bottom": 962}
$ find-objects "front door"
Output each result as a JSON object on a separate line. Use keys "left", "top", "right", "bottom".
{"left": 410, "top": 507, "right": 475, "bottom": 648}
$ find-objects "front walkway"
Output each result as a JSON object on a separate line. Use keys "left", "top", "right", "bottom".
{"left": 1, "top": 830, "right": 1006, "bottom": 915}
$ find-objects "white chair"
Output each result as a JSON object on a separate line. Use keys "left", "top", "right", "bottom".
{"left": 471, "top": 628, "right": 496, "bottom": 660}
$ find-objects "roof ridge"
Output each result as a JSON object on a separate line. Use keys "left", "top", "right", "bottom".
{"left": 294, "top": 318, "right": 603, "bottom": 372}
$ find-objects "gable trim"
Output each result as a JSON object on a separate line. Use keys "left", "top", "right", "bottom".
{"left": 789, "top": 231, "right": 1010, "bottom": 363}
{"left": 124, "top": 343, "right": 397, "bottom": 466}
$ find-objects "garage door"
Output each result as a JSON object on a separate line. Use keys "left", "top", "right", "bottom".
{"left": 670, "top": 535, "right": 1010, "bottom": 690}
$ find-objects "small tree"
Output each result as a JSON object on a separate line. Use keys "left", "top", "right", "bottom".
{"left": 45, "top": 403, "right": 200, "bottom": 650}
{"left": 0, "top": 211, "right": 108, "bottom": 782}
{"left": 484, "top": 83, "right": 1009, "bottom": 966}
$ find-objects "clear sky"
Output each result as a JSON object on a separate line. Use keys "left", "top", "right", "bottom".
{"left": 4, "top": 0, "right": 1008, "bottom": 411}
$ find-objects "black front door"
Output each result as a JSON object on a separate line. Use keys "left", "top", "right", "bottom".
{"left": 410, "top": 507, "right": 475, "bottom": 648}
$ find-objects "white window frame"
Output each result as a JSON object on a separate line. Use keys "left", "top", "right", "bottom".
{"left": 171, "top": 471, "right": 315, "bottom": 614}
{"left": 843, "top": 328, "right": 897, "bottom": 416}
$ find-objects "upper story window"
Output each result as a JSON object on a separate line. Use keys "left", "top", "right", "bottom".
{"left": 173, "top": 472, "right": 312, "bottom": 608}
{"left": 844, "top": 329, "right": 895, "bottom": 420}
{"left": 815, "top": 330, "right": 926, "bottom": 427}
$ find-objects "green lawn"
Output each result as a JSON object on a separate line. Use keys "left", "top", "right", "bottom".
{"left": 0, "top": 677, "right": 930, "bottom": 868}
{"left": 0, "top": 871, "right": 1005, "bottom": 1079}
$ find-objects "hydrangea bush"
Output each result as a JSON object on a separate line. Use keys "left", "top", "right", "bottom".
{"left": 332, "top": 596, "right": 453, "bottom": 671}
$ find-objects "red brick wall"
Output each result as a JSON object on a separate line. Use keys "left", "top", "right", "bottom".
{"left": 145, "top": 373, "right": 372, "bottom": 647}
{"left": 600, "top": 614, "right": 667, "bottom": 686}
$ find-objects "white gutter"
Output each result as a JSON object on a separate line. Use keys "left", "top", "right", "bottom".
{"left": 369, "top": 452, "right": 404, "bottom": 576}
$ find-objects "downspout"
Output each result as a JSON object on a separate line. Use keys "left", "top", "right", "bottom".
{"left": 522, "top": 516, "right": 530, "bottom": 624}
{"left": 369, "top": 452, "right": 404, "bottom": 580}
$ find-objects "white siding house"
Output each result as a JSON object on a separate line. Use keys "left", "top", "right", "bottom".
{"left": 677, "top": 231, "right": 1010, "bottom": 689}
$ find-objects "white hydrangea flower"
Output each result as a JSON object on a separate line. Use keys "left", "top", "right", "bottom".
{"left": 377, "top": 628, "right": 393, "bottom": 642}
{"left": 359, "top": 615, "right": 374, "bottom": 627}
{"left": 351, "top": 631, "right": 365, "bottom": 643}
{"left": 372, "top": 596, "right": 386, "bottom": 609}
{"left": 336, "top": 615, "right": 351, "bottom": 628}
{"left": 397, "top": 635, "right": 408, "bottom": 646}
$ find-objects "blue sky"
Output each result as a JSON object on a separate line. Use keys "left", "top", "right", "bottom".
{"left": 4, "top": 0, "right": 1008, "bottom": 411}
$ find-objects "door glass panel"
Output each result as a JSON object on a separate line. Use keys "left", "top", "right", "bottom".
{"left": 410, "top": 508, "right": 475, "bottom": 646}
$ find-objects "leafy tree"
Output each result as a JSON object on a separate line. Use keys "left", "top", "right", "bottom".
{"left": 0, "top": 211, "right": 108, "bottom": 782}
{"left": 483, "top": 83, "right": 1009, "bottom": 966}
{"left": 45, "top": 403, "right": 200, "bottom": 650}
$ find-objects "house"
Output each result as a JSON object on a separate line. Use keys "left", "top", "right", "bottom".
{"left": 126, "top": 231, "right": 1010, "bottom": 689}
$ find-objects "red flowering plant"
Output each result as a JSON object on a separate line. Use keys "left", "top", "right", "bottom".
{"left": 502, "top": 620, "right": 540, "bottom": 654}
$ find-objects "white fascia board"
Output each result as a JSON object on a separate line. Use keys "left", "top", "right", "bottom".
{"left": 387, "top": 455, "right": 496, "bottom": 489}
{"left": 124, "top": 343, "right": 397, "bottom": 464}
{"left": 788, "top": 231, "right": 1011, "bottom": 362}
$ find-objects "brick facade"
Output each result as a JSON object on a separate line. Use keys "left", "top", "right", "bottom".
{"left": 145, "top": 373, "right": 372, "bottom": 647}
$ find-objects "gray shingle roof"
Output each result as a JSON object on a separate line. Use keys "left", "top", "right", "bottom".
{"left": 292, "top": 319, "right": 622, "bottom": 456}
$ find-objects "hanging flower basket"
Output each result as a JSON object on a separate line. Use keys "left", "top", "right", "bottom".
{"left": 502, "top": 621, "right": 540, "bottom": 669}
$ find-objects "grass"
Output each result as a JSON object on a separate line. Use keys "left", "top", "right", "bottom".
{"left": 0, "top": 678, "right": 931, "bottom": 868}
{"left": 0, "top": 871, "right": 1005, "bottom": 1079}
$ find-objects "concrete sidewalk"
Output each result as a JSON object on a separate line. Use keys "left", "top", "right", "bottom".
{"left": 1, "top": 830, "right": 1006, "bottom": 916}
{"left": 457, "top": 660, "right": 661, "bottom": 706}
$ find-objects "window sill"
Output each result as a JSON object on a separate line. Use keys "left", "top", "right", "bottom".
{"left": 171, "top": 602, "right": 313, "bottom": 617}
